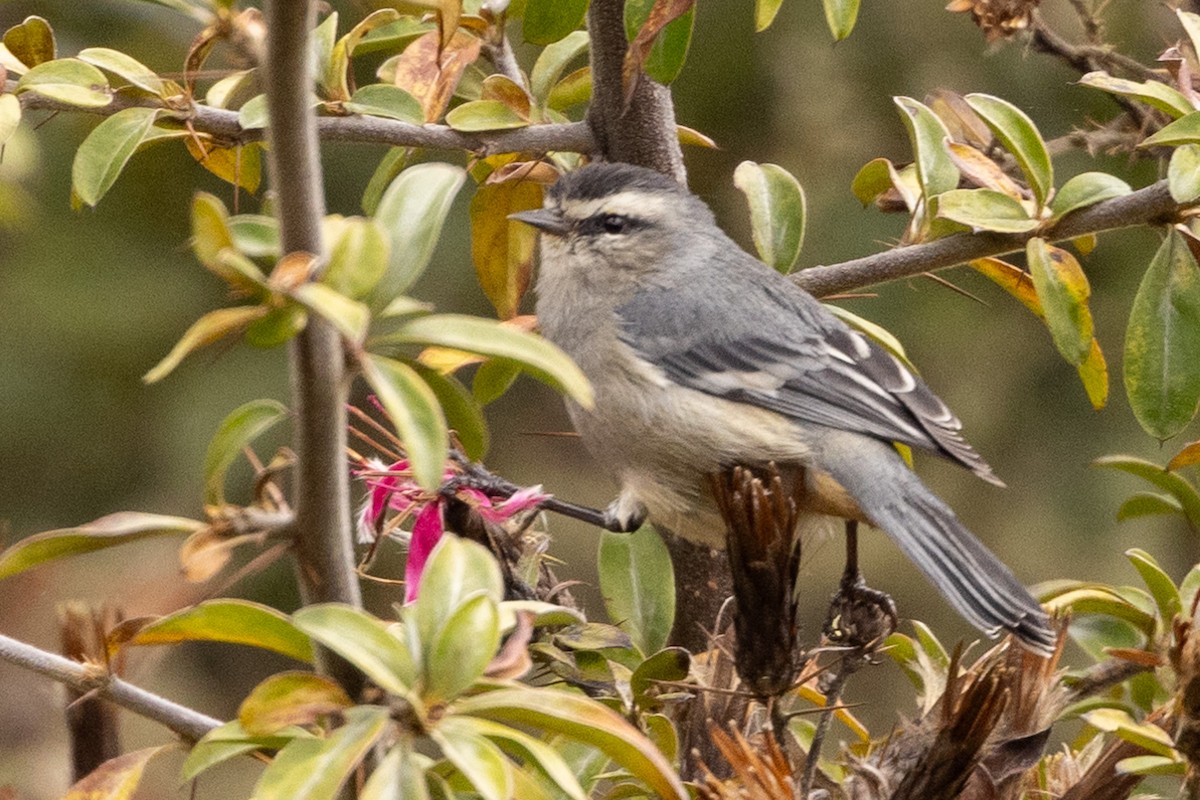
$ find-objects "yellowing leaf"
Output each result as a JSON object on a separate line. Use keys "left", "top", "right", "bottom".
{"left": 1167, "top": 440, "right": 1200, "bottom": 472}
{"left": 184, "top": 138, "right": 262, "bottom": 193}
{"left": 0, "top": 512, "right": 204, "bottom": 580}
{"left": 128, "top": 600, "right": 315, "bottom": 663}
{"left": 470, "top": 180, "right": 542, "bottom": 319}
{"left": 3, "top": 16, "right": 55, "bottom": 68}
{"left": 1027, "top": 237, "right": 1093, "bottom": 365}
{"left": 63, "top": 746, "right": 173, "bottom": 800}
{"left": 144, "top": 305, "right": 269, "bottom": 383}
{"left": 239, "top": 672, "right": 352, "bottom": 735}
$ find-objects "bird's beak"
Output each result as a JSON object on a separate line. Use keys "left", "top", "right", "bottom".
{"left": 509, "top": 209, "right": 570, "bottom": 237}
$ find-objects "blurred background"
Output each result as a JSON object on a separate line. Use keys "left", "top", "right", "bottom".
{"left": 0, "top": 0, "right": 1194, "bottom": 796}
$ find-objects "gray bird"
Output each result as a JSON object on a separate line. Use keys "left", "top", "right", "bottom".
{"left": 512, "top": 162, "right": 1055, "bottom": 655}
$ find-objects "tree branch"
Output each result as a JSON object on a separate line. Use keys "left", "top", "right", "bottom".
{"left": 795, "top": 179, "right": 1182, "bottom": 297}
{"left": 7, "top": 79, "right": 595, "bottom": 156}
{"left": 262, "top": 0, "right": 363, "bottom": 694}
{"left": 586, "top": 0, "right": 686, "bottom": 180}
{"left": 0, "top": 632, "right": 221, "bottom": 743}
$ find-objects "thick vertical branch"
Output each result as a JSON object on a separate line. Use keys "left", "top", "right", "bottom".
{"left": 262, "top": 0, "right": 363, "bottom": 692}
{"left": 586, "top": 0, "right": 687, "bottom": 180}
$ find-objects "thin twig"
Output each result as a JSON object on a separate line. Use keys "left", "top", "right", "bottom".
{"left": 0, "top": 632, "right": 221, "bottom": 743}
{"left": 7, "top": 79, "right": 594, "bottom": 156}
{"left": 795, "top": 178, "right": 1182, "bottom": 297}
{"left": 798, "top": 661, "right": 852, "bottom": 799}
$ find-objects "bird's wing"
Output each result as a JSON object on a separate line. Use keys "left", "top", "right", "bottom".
{"left": 615, "top": 279, "right": 1002, "bottom": 485}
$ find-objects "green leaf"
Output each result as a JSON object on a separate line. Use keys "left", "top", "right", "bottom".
{"left": 755, "top": 0, "right": 785, "bottom": 31}
{"left": 411, "top": 536, "right": 505, "bottom": 650}
{"left": 376, "top": 314, "right": 593, "bottom": 408}
{"left": 1125, "top": 548, "right": 1182, "bottom": 623}
{"left": 470, "top": 180, "right": 542, "bottom": 318}
{"left": 1027, "top": 237, "right": 1094, "bottom": 365}
{"left": 850, "top": 157, "right": 913, "bottom": 209}
{"left": 452, "top": 687, "right": 688, "bottom": 800}
{"left": 291, "top": 283, "right": 369, "bottom": 344}
{"left": 965, "top": 93, "right": 1053, "bottom": 208}
{"left": 0, "top": 512, "right": 203, "bottom": 580}
{"left": 128, "top": 599, "right": 314, "bottom": 663}
{"left": 1169, "top": 144, "right": 1200, "bottom": 203}
{"left": 0, "top": 93, "right": 21, "bottom": 149}
{"left": 598, "top": 527, "right": 675, "bottom": 656}
{"left": 624, "top": 0, "right": 695, "bottom": 85}
{"left": 245, "top": 304, "right": 309, "bottom": 348}
{"left": 373, "top": 163, "right": 467, "bottom": 301}
{"left": 238, "top": 94, "right": 269, "bottom": 129}
{"left": 530, "top": 31, "right": 589, "bottom": 103}
{"left": 239, "top": 672, "right": 353, "bottom": 736}
{"left": 1142, "top": 110, "right": 1200, "bottom": 147}
{"left": 473, "top": 359, "right": 522, "bottom": 405}
{"left": 203, "top": 399, "right": 287, "bottom": 507}
{"left": 3, "top": 16, "right": 55, "bottom": 67}
{"left": 630, "top": 647, "right": 690, "bottom": 711}
{"left": 934, "top": 188, "right": 1039, "bottom": 233}
{"left": 445, "top": 100, "right": 529, "bottom": 131}
{"left": 292, "top": 604, "right": 416, "bottom": 694}
{"left": 344, "top": 84, "right": 424, "bottom": 123}
{"left": 465, "top": 717, "right": 587, "bottom": 800}
{"left": 1124, "top": 228, "right": 1200, "bottom": 439}
{"left": 553, "top": 621, "right": 633, "bottom": 651}
{"left": 252, "top": 706, "right": 390, "bottom": 800}
{"left": 71, "top": 106, "right": 161, "bottom": 206}
{"left": 144, "top": 305, "right": 269, "bottom": 383}
{"left": 424, "top": 594, "right": 501, "bottom": 703}
{"left": 430, "top": 717, "right": 514, "bottom": 800}
{"left": 77, "top": 47, "right": 164, "bottom": 96}
{"left": 822, "top": 0, "right": 861, "bottom": 40}
{"left": 63, "top": 745, "right": 172, "bottom": 800}
{"left": 894, "top": 97, "right": 958, "bottom": 198}
{"left": 360, "top": 354, "right": 448, "bottom": 491}
{"left": 1082, "top": 708, "right": 1179, "bottom": 758}
{"left": 229, "top": 214, "right": 281, "bottom": 258}
{"left": 547, "top": 67, "right": 592, "bottom": 111}
{"left": 1117, "top": 491, "right": 1184, "bottom": 522}
{"left": 524, "top": 0, "right": 589, "bottom": 45}
{"left": 733, "top": 161, "right": 806, "bottom": 273}
{"left": 183, "top": 721, "right": 316, "bottom": 783}
{"left": 15, "top": 58, "right": 109, "bottom": 107}
{"left": 1094, "top": 455, "right": 1200, "bottom": 529}
{"left": 1039, "top": 583, "right": 1157, "bottom": 635}
{"left": 309, "top": 11, "right": 339, "bottom": 100}
{"left": 412, "top": 365, "right": 489, "bottom": 460}
{"left": 1048, "top": 172, "right": 1131, "bottom": 221}
{"left": 1080, "top": 72, "right": 1195, "bottom": 119}
{"left": 326, "top": 9, "right": 401, "bottom": 101}
{"left": 323, "top": 216, "right": 390, "bottom": 300}
{"left": 1116, "top": 754, "right": 1186, "bottom": 776}
{"left": 362, "top": 147, "right": 410, "bottom": 216}
{"left": 360, "top": 744, "right": 431, "bottom": 800}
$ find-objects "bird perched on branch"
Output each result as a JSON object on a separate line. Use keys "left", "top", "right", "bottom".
{"left": 512, "top": 161, "right": 1055, "bottom": 655}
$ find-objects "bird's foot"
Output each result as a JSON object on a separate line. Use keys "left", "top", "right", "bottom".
{"left": 823, "top": 572, "right": 898, "bottom": 656}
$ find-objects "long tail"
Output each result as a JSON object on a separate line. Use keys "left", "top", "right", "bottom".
{"left": 817, "top": 431, "right": 1056, "bottom": 656}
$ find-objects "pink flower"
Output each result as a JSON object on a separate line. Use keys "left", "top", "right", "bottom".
{"left": 354, "top": 458, "right": 550, "bottom": 602}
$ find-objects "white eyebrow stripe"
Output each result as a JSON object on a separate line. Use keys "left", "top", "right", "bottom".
{"left": 565, "top": 192, "right": 674, "bottom": 222}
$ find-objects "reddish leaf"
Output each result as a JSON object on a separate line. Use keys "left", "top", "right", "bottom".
{"left": 390, "top": 30, "right": 482, "bottom": 122}
{"left": 63, "top": 746, "right": 173, "bottom": 800}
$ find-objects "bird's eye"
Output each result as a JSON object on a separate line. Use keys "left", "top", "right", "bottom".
{"left": 602, "top": 214, "right": 630, "bottom": 234}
